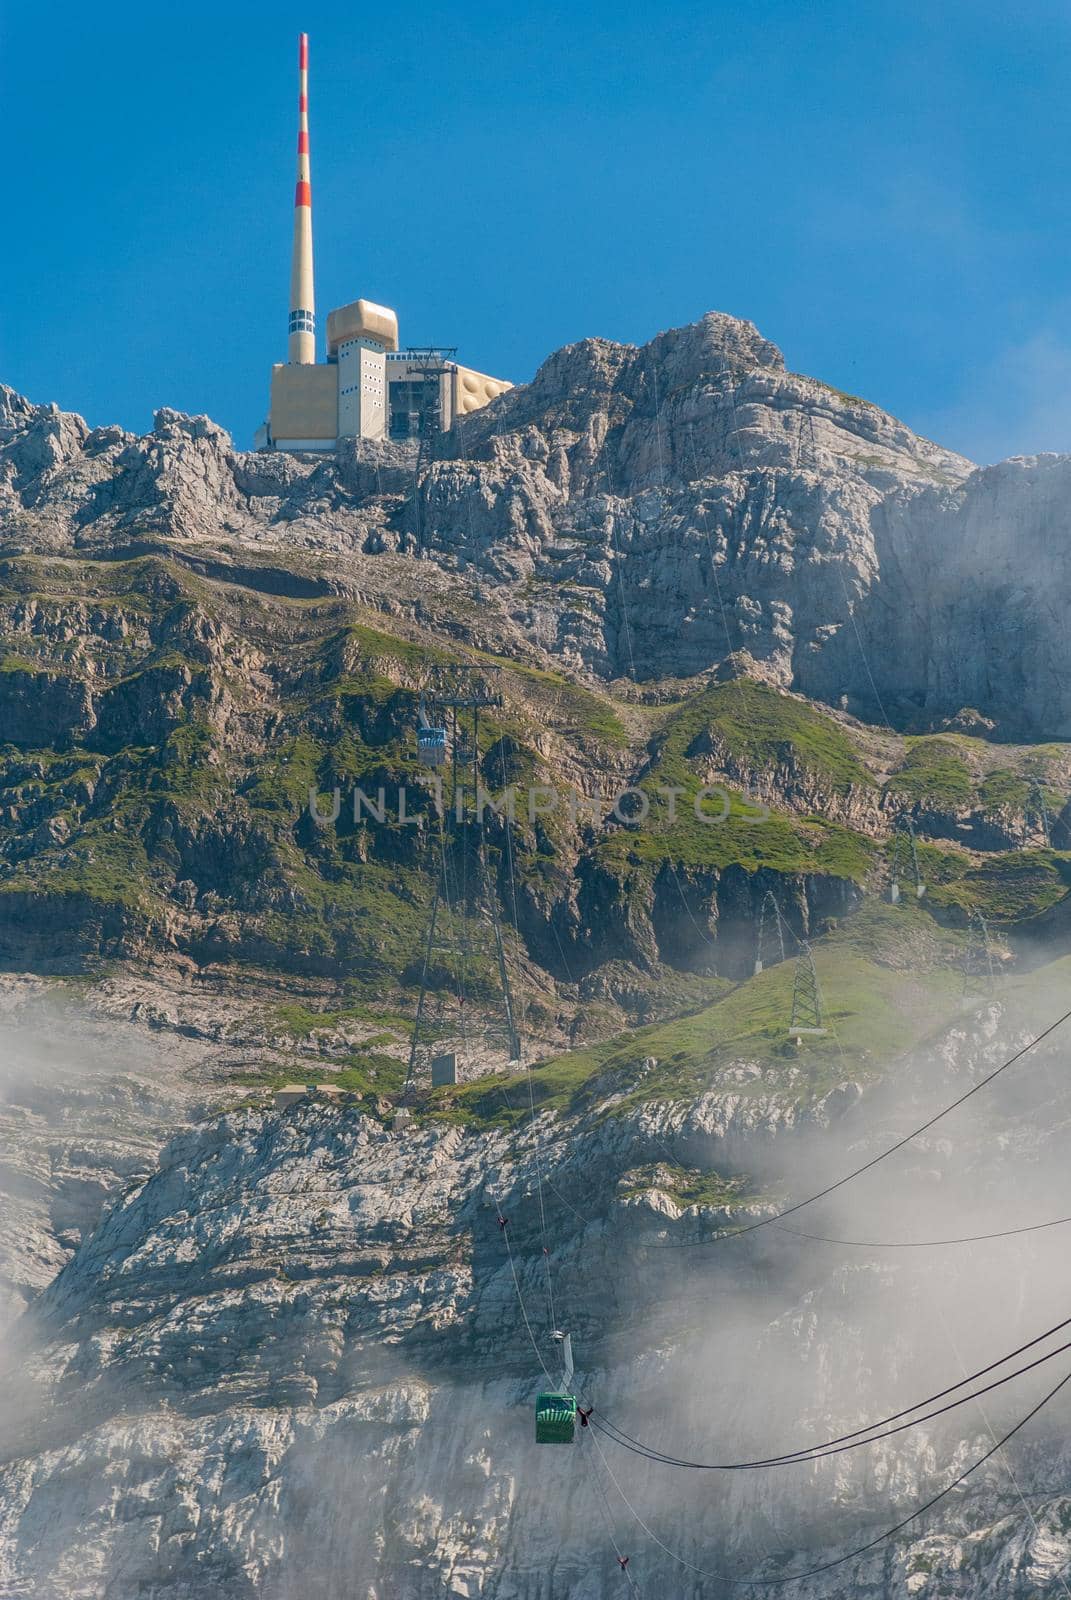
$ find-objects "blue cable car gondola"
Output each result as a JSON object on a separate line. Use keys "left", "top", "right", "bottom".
{"left": 417, "top": 725, "right": 447, "bottom": 766}
{"left": 416, "top": 702, "right": 447, "bottom": 767}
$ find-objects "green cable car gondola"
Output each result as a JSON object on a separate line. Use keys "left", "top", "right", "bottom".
{"left": 535, "top": 1391, "right": 578, "bottom": 1444}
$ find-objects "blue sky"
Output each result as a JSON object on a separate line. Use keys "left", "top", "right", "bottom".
{"left": 3, "top": 0, "right": 1070, "bottom": 463}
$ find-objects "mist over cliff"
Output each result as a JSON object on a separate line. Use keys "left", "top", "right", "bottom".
{"left": 3, "top": 981, "right": 1071, "bottom": 1598}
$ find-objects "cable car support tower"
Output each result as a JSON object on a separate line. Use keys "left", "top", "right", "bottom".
{"left": 961, "top": 909, "right": 997, "bottom": 1009}
{"left": 790, "top": 939, "right": 827, "bottom": 1043}
{"left": 406, "top": 674, "right": 521, "bottom": 1094}
{"left": 754, "top": 889, "right": 788, "bottom": 975}
{"left": 888, "top": 815, "right": 925, "bottom": 904}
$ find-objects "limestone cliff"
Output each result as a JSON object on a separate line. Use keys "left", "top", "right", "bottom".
{"left": 2, "top": 983, "right": 1070, "bottom": 1598}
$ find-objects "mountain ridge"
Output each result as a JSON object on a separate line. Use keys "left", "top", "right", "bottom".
{"left": 6, "top": 309, "right": 1068, "bottom": 739}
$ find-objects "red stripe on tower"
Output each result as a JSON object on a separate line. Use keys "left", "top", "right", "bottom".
{"left": 295, "top": 181, "right": 311, "bottom": 208}
{"left": 299, "top": 33, "right": 308, "bottom": 69}
{"left": 298, "top": 132, "right": 309, "bottom": 153}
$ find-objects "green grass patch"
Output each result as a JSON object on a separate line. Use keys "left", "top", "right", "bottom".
{"left": 0, "top": 653, "right": 48, "bottom": 675}
{"left": 273, "top": 1001, "right": 411, "bottom": 1040}
{"left": 618, "top": 1163, "right": 757, "bottom": 1210}
{"left": 922, "top": 848, "right": 1071, "bottom": 922}
{"left": 978, "top": 768, "right": 1032, "bottom": 814}
{"left": 654, "top": 680, "right": 874, "bottom": 794}
{"left": 886, "top": 738, "right": 974, "bottom": 808}
{"left": 586, "top": 680, "right": 877, "bottom": 879}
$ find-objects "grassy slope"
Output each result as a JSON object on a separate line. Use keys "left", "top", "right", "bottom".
{"left": 595, "top": 680, "right": 877, "bottom": 880}
{"left": 1, "top": 556, "right": 1071, "bottom": 995}
{"left": 435, "top": 902, "right": 966, "bottom": 1128}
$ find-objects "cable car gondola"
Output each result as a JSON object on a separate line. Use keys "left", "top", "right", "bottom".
{"left": 536, "top": 1331, "right": 577, "bottom": 1443}
{"left": 417, "top": 726, "right": 447, "bottom": 766}
{"left": 535, "top": 1391, "right": 577, "bottom": 1444}
{"left": 416, "top": 701, "right": 447, "bottom": 767}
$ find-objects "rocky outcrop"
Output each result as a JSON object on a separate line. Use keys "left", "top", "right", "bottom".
{"left": 4, "top": 311, "right": 1069, "bottom": 736}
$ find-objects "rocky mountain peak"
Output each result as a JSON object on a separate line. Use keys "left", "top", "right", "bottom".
{"left": 0, "top": 310, "right": 1068, "bottom": 733}
{"left": 151, "top": 407, "right": 234, "bottom": 447}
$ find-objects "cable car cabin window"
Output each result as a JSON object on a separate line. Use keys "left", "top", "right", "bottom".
{"left": 535, "top": 1392, "right": 577, "bottom": 1444}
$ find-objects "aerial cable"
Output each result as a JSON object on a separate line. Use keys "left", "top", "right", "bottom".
{"left": 727, "top": 376, "right": 746, "bottom": 467}
{"left": 649, "top": 355, "right": 669, "bottom": 495}
{"left": 587, "top": 1361, "right": 1071, "bottom": 1586}
{"left": 834, "top": 564, "right": 898, "bottom": 735}
{"left": 484, "top": 733, "right": 638, "bottom": 1574}
{"left": 935, "top": 1284, "right": 1071, "bottom": 1600}
{"left": 437, "top": 806, "right": 468, "bottom": 1017}
{"left": 584, "top": 1435, "right": 643, "bottom": 1595}
{"left": 774, "top": 1212, "right": 1071, "bottom": 1249}
{"left": 495, "top": 1200, "right": 556, "bottom": 1384}
{"left": 597, "top": 424, "right": 637, "bottom": 674}
{"left": 589, "top": 1325, "right": 1071, "bottom": 1471}
{"left": 483, "top": 890, "right": 1067, "bottom": 1253}
{"left": 588, "top": 1307, "right": 1071, "bottom": 1468}
{"left": 404, "top": 809, "right": 448, "bottom": 1093}
{"left": 411, "top": 373, "right": 1055, "bottom": 1582}
{"left": 682, "top": 411, "right": 881, "bottom": 1085}
{"left": 485, "top": 1143, "right": 561, "bottom": 1385}
{"left": 598, "top": 406, "right": 717, "bottom": 956}
{"left": 647, "top": 1001, "right": 1071, "bottom": 1249}
{"left": 143, "top": 1164, "right": 1071, "bottom": 1268}
{"left": 681, "top": 419, "right": 850, "bottom": 1052}
{"left": 452, "top": 356, "right": 1060, "bottom": 1580}
{"left": 472, "top": 754, "right": 620, "bottom": 1556}
{"left": 493, "top": 733, "right": 559, "bottom": 1336}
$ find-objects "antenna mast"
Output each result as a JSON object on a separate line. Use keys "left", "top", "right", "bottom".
{"left": 288, "top": 33, "right": 315, "bottom": 364}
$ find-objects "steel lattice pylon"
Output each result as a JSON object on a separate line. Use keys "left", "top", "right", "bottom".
{"left": 961, "top": 909, "right": 996, "bottom": 1008}
{"left": 888, "top": 815, "right": 925, "bottom": 903}
{"left": 405, "top": 671, "right": 520, "bottom": 1096}
{"left": 795, "top": 408, "right": 820, "bottom": 472}
{"left": 790, "top": 941, "right": 826, "bottom": 1039}
{"left": 754, "top": 890, "right": 787, "bottom": 976}
{"left": 1027, "top": 780, "right": 1053, "bottom": 848}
